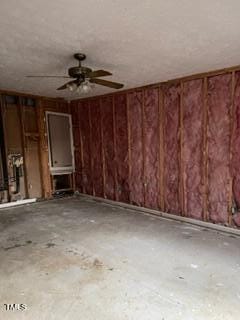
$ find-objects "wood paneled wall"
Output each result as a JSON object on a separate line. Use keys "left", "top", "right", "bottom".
{"left": 72, "top": 68, "right": 240, "bottom": 229}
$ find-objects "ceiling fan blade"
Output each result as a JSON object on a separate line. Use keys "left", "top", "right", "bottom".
{"left": 87, "top": 70, "right": 112, "bottom": 78}
{"left": 89, "top": 78, "right": 123, "bottom": 89}
{"left": 26, "top": 75, "right": 70, "bottom": 78}
{"left": 57, "top": 80, "right": 77, "bottom": 90}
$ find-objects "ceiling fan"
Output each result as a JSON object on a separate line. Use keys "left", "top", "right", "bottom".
{"left": 27, "top": 53, "right": 124, "bottom": 93}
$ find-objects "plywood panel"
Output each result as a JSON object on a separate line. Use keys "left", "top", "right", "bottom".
{"left": 207, "top": 74, "right": 231, "bottom": 224}
{"left": 163, "top": 84, "right": 181, "bottom": 214}
{"left": 101, "top": 96, "right": 115, "bottom": 200}
{"left": 182, "top": 79, "right": 204, "bottom": 219}
{"left": 114, "top": 93, "right": 129, "bottom": 203}
{"left": 128, "top": 91, "right": 144, "bottom": 206}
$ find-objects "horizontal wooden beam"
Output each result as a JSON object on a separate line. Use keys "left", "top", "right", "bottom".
{"left": 72, "top": 64, "right": 240, "bottom": 102}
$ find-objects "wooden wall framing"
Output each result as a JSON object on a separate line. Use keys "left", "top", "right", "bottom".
{"left": 72, "top": 64, "right": 240, "bottom": 229}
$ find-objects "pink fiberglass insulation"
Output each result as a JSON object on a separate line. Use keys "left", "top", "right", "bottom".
{"left": 144, "top": 87, "right": 160, "bottom": 209}
{"left": 72, "top": 102, "right": 83, "bottom": 192}
{"left": 182, "top": 79, "right": 204, "bottom": 219}
{"left": 114, "top": 93, "right": 130, "bottom": 203}
{"left": 207, "top": 74, "right": 231, "bottom": 224}
{"left": 79, "top": 101, "right": 92, "bottom": 195}
{"left": 75, "top": 172, "right": 83, "bottom": 193}
{"left": 101, "top": 96, "right": 115, "bottom": 200}
{"left": 74, "top": 148, "right": 82, "bottom": 175}
{"left": 163, "top": 84, "right": 181, "bottom": 214}
{"left": 71, "top": 100, "right": 80, "bottom": 126}
{"left": 89, "top": 99, "right": 104, "bottom": 197}
{"left": 73, "top": 126, "right": 81, "bottom": 149}
{"left": 128, "top": 91, "right": 144, "bottom": 206}
{"left": 232, "top": 71, "right": 240, "bottom": 226}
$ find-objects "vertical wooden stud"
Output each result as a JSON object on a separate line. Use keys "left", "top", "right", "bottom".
{"left": 179, "top": 81, "right": 185, "bottom": 216}
{"left": 126, "top": 93, "right": 132, "bottom": 204}
{"left": 142, "top": 90, "right": 146, "bottom": 207}
{"left": 112, "top": 96, "right": 118, "bottom": 201}
{"left": 36, "top": 99, "right": 44, "bottom": 198}
{"left": 100, "top": 99, "right": 106, "bottom": 198}
{"left": 159, "top": 87, "right": 165, "bottom": 211}
{"left": 228, "top": 71, "right": 235, "bottom": 226}
{"left": 203, "top": 77, "right": 209, "bottom": 221}
{"left": 18, "top": 97, "right": 29, "bottom": 199}
{"left": 88, "top": 101, "right": 94, "bottom": 196}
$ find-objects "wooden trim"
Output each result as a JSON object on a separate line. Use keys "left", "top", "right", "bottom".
{"left": 80, "top": 193, "right": 240, "bottom": 236}
{"left": 203, "top": 77, "right": 209, "bottom": 221}
{"left": 142, "top": 90, "right": 146, "bottom": 207}
{"left": 126, "top": 93, "right": 132, "bottom": 203}
{"left": 112, "top": 96, "right": 118, "bottom": 201}
{"left": 179, "top": 81, "right": 185, "bottom": 216}
{"left": 228, "top": 71, "right": 235, "bottom": 226}
{"left": 159, "top": 87, "right": 165, "bottom": 211}
{"left": 100, "top": 99, "right": 106, "bottom": 198}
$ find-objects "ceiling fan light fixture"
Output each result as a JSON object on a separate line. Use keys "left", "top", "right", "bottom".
{"left": 67, "top": 82, "right": 77, "bottom": 92}
{"left": 77, "top": 80, "right": 93, "bottom": 94}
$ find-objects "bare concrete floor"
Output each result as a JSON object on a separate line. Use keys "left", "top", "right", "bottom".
{"left": 0, "top": 196, "right": 240, "bottom": 320}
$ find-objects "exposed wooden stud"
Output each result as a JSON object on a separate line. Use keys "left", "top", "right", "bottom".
{"left": 77, "top": 64, "right": 240, "bottom": 103}
{"left": 78, "top": 102, "right": 85, "bottom": 194}
{"left": 38, "top": 100, "right": 53, "bottom": 198}
{"left": 112, "top": 96, "right": 118, "bottom": 201}
{"left": 179, "top": 81, "right": 185, "bottom": 216}
{"left": 35, "top": 100, "right": 44, "bottom": 198}
{"left": 126, "top": 93, "right": 132, "bottom": 204}
{"left": 203, "top": 77, "right": 209, "bottom": 221}
{"left": 159, "top": 87, "right": 165, "bottom": 211}
{"left": 0, "top": 94, "right": 10, "bottom": 201}
{"left": 228, "top": 71, "right": 235, "bottom": 226}
{"left": 100, "top": 99, "right": 106, "bottom": 198}
{"left": 88, "top": 101, "right": 94, "bottom": 196}
{"left": 18, "top": 97, "right": 29, "bottom": 199}
{"left": 142, "top": 90, "right": 146, "bottom": 207}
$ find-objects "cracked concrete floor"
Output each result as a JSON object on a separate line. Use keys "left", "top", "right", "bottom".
{"left": 0, "top": 196, "right": 240, "bottom": 320}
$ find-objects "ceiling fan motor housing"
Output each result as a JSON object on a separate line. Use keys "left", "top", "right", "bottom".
{"left": 68, "top": 66, "right": 92, "bottom": 78}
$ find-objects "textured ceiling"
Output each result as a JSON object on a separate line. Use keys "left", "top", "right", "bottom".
{"left": 1, "top": 0, "right": 240, "bottom": 99}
